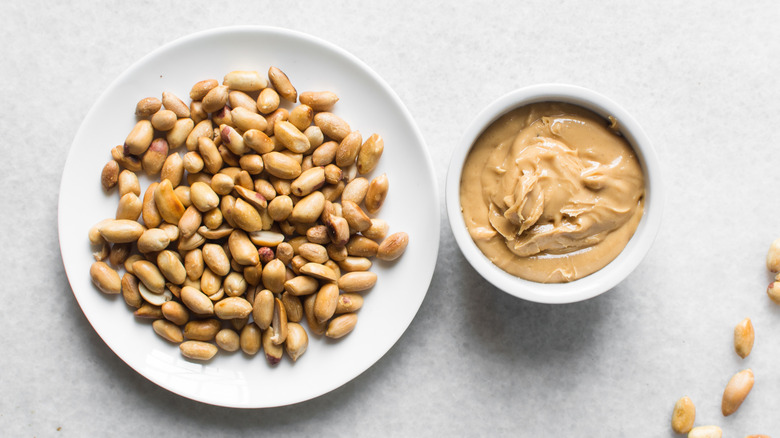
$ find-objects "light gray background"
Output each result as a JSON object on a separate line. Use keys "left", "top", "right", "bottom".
{"left": 3, "top": 1, "right": 779, "bottom": 436}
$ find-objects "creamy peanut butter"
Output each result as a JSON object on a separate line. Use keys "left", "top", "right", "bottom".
{"left": 460, "top": 102, "right": 645, "bottom": 283}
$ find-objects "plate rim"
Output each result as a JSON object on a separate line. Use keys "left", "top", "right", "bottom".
{"left": 58, "top": 25, "right": 440, "bottom": 408}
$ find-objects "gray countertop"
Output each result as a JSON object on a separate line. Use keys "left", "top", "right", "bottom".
{"left": 4, "top": 1, "right": 780, "bottom": 436}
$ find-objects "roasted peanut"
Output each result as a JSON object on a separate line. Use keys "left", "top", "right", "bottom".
{"left": 314, "top": 112, "right": 350, "bottom": 141}
{"left": 365, "top": 173, "right": 388, "bottom": 214}
{"left": 326, "top": 313, "right": 358, "bottom": 338}
{"left": 214, "top": 297, "right": 253, "bottom": 320}
{"left": 224, "top": 70, "right": 267, "bottom": 91}
{"left": 121, "top": 273, "right": 142, "bottom": 308}
{"left": 338, "top": 271, "right": 377, "bottom": 292}
{"left": 90, "top": 262, "right": 121, "bottom": 294}
{"left": 687, "top": 426, "right": 722, "bottom": 438}
{"left": 377, "top": 232, "right": 409, "bottom": 261}
{"left": 116, "top": 193, "right": 142, "bottom": 221}
{"left": 734, "top": 317, "right": 754, "bottom": 359}
{"left": 161, "top": 91, "right": 189, "bottom": 118}
{"left": 166, "top": 118, "right": 194, "bottom": 149}
{"left": 202, "top": 85, "right": 229, "bottom": 113}
{"left": 342, "top": 177, "right": 369, "bottom": 204}
{"left": 135, "top": 97, "right": 161, "bottom": 117}
{"left": 190, "top": 79, "right": 218, "bottom": 101}
{"left": 300, "top": 91, "right": 339, "bottom": 111}
{"left": 99, "top": 219, "right": 145, "bottom": 244}
{"left": 161, "top": 300, "right": 189, "bottom": 326}
{"left": 181, "top": 285, "right": 214, "bottom": 316}
{"left": 357, "top": 134, "right": 384, "bottom": 174}
{"left": 153, "top": 319, "right": 183, "bottom": 343}
{"left": 722, "top": 369, "right": 754, "bottom": 416}
{"left": 180, "top": 341, "right": 218, "bottom": 361}
{"left": 335, "top": 293, "right": 363, "bottom": 314}
{"left": 101, "top": 160, "right": 119, "bottom": 191}
{"left": 117, "top": 169, "right": 141, "bottom": 198}
{"left": 285, "top": 322, "right": 308, "bottom": 361}
{"left": 125, "top": 120, "right": 154, "bottom": 155}
{"left": 671, "top": 396, "right": 695, "bottom": 434}
{"left": 268, "top": 66, "right": 297, "bottom": 102}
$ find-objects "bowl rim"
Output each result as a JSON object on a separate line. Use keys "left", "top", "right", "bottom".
{"left": 445, "top": 83, "right": 664, "bottom": 304}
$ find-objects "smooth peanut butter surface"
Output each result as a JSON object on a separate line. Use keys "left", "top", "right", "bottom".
{"left": 460, "top": 102, "right": 645, "bottom": 283}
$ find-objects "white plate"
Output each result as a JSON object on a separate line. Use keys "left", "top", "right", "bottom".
{"left": 58, "top": 26, "right": 439, "bottom": 408}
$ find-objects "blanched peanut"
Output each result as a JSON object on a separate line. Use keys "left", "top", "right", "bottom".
{"left": 142, "top": 138, "right": 169, "bottom": 175}
{"left": 202, "top": 85, "right": 229, "bottom": 113}
{"left": 377, "top": 232, "right": 409, "bottom": 261}
{"left": 326, "top": 313, "right": 358, "bottom": 338}
{"left": 291, "top": 191, "right": 325, "bottom": 223}
{"left": 263, "top": 152, "right": 302, "bottom": 179}
{"left": 314, "top": 283, "right": 339, "bottom": 323}
{"left": 90, "top": 262, "right": 121, "bottom": 294}
{"left": 153, "top": 319, "right": 183, "bottom": 343}
{"left": 240, "top": 323, "right": 261, "bottom": 355}
{"left": 357, "top": 134, "right": 384, "bottom": 174}
{"left": 215, "top": 328, "right": 240, "bottom": 352}
{"left": 767, "top": 238, "right": 780, "bottom": 271}
{"left": 224, "top": 70, "right": 267, "bottom": 92}
{"left": 161, "top": 91, "right": 190, "bottom": 118}
{"left": 342, "top": 200, "right": 371, "bottom": 232}
{"left": 190, "top": 79, "right": 218, "bottom": 101}
{"left": 335, "top": 293, "right": 363, "bottom": 314}
{"left": 300, "top": 91, "right": 339, "bottom": 111}
{"left": 229, "top": 91, "right": 260, "bottom": 113}
{"left": 338, "top": 271, "right": 377, "bottom": 292}
{"left": 121, "top": 273, "right": 142, "bottom": 308}
{"left": 181, "top": 285, "right": 214, "bottom": 316}
{"left": 335, "top": 131, "right": 362, "bottom": 167}
{"left": 161, "top": 301, "right": 189, "bottom": 326}
{"left": 186, "top": 119, "right": 214, "bottom": 152}
{"left": 734, "top": 318, "right": 754, "bottom": 359}
{"left": 363, "top": 218, "right": 389, "bottom": 241}
{"left": 125, "top": 120, "right": 154, "bottom": 155}
{"left": 314, "top": 112, "right": 350, "bottom": 141}
{"left": 268, "top": 66, "right": 297, "bottom": 102}
{"left": 116, "top": 193, "right": 142, "bottom": 221}
{"left": 721, "top": 369, "right": 754, "bottom": 416}
{"left": 98, "top": 219, "right": 145, "bottom": 244}
{"left": 365, "top": 173, "right": 388, "bottom": 214}
{"left": 275, "top": 120, "right": 310, "bottom": 154}
{"left": 101, "top": 160, "right": 119, "bottom": 191}
{"left": 289, "top": 104, "right": 314, "bottom": 132}
{"left": 285, "top": 322, "right": 308, "bottom": 361}
{"left": 166, "top": 118, "right": 194, "bottom": 149}
{"left": 342, "top": 177, "right": 369, "bottom": 204}
{"left": 312, "top": 141, "right": 338, "bottom": 166}
{"left": 214, "top": 297, "right": 253, "bottom": 320}
{"left": 118, "top": 170, "right": 141, "bottom": 198}
{"left": 256, "top": 88, "right": 280, "bottom": 114}
{"left": 180, "top": 341, "right": 218, "bottom": 361}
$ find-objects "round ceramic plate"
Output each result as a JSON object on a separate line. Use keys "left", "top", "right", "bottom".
{"left": 58, "top": 26, "right": 439, "bottom": 408}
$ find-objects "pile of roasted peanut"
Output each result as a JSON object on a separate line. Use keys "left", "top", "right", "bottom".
{"left": 88, "top": 67, "right": 408, "bottom": 365}
{"left": 666, "top": 242, "right": 780, "bottom": 437}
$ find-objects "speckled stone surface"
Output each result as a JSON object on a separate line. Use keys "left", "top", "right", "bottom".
{"left": 3, "top": 1, "right": 780, "bottom": 436}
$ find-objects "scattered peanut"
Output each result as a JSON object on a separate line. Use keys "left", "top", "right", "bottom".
{"left": 734, "top": 317, "right": 754, "bottom": 358}
{"left": 671, "top": 396, "right": 695, "bottom": 434}
{"left": 722, "top": 368, "right": 754, "bottom": 416}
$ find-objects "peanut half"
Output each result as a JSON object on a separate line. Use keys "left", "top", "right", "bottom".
{"left": 721, "top": 368, "right": 754, "bottom": 416}
{"left": 734, "top": 317, "right": 754, "bottom": 358}
{"left": 671, "top": 396, "right": 695, "bottom": 434}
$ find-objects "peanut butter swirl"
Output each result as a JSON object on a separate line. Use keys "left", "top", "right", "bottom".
{"left": 460, "top": 102, "right": 645, "bottom": 283}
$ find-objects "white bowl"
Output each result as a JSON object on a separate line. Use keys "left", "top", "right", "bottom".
{"left": 445, "top": 84, "right": 664, "bottom": 303}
